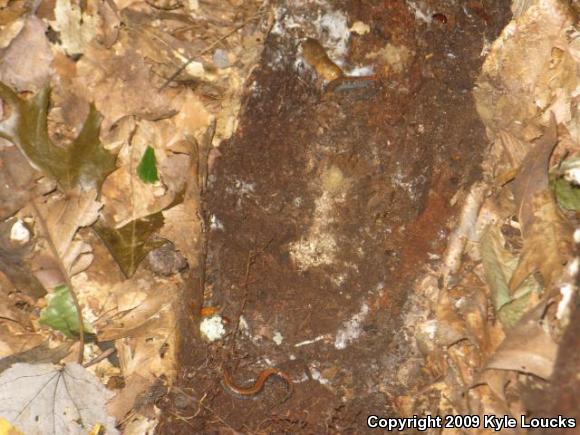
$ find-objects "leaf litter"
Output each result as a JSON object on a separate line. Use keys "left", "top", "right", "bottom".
{"left": 0, "top": 0, "right": 577, "bottom": 432}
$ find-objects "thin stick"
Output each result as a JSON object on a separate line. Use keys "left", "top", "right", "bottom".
{"left": 228, "top": 238, "right": 272, "bottom": 359}
{"left": 159, "top": 11, "right": 266, "bottom": 90}
{"left": 83, "top": 347, "right": 116, "bottom": 368}
{"left": 31, "top": 198, "right": 85, "bottom": 364}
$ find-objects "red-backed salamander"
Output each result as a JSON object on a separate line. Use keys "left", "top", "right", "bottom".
{"left": 222, "top": 367, "right": 293, "bottom": 402}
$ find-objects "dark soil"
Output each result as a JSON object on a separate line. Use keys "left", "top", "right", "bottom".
{"left": 158, "top": 0, "right": 510, "bottom": 433}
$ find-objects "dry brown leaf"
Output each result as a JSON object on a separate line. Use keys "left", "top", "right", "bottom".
{"left": 0, "top": 16, "right": 53, "bottom": 92}
{"left": 51, "top": 53, "right": 91, "bottom": 137}
{"left": 42, "top": 189, "right": 102, "bottom": 258}
{"left": 0, "top": 0, "right": 28, "bottom": 25}
{"left": 107, "top": 373, "right": 155, "bottom": 422}
{"left": 159, "top": 200, "right": 202, "bottom": 266}
{"left": 511, "top": 116, "right": 557, "bottom": 225}
{"left": 101, "top": 166, "right": 169, "bottom": 228}
{"left": 74, "top": 43, "right": 175, "bottom": 130}
{"left": 0, "top": 140, "right": 40, "bottom": 221}
{"left": 30, "top": 189, "right": 102, "bottom": 287}
{"left": 474, "top": 0, "right": 574, "bottom": 138}
{"left": 479, "top": 369, "right": 511, "bottom": 402}
{"left": 98, "top": 286, "right": 177, "bottom": 341}
{"left": 0, "top": 341, "right": 72, "bottom": 373}
{"left": 509, "top": 117, "right": 573, "bottom": 291}
{"left": 485, "top": 303, "right": 558, "bottom": 379}
{"left": 509, "top": 190, "right": 573, "bottom": 291}
{"left": 435, "top": 291, "right": 467, "bottom": 347}
{"left": 0, "top": 285, "right": 44, "bottom": 357}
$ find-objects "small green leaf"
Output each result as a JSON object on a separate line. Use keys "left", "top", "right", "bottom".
{"left": 93, "top": 212, "right": 165, "bottom": 277}
{"left": 0, "top": 82, "right": 116, "bottom": 192}
{"left": 552, "top": 178, "right": 580, "bottom": 211}
{"left": 39, "top": 285, "right": 93, "bottom": 338}
{"left": 137, "top": 146, "right": 159, "bottom": 183}
{"left": 550, "top": 156, "right": 580, "bottom": 211}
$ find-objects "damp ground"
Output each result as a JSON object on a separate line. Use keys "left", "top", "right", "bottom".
{"left": 158, "top": 0, "right": 511, "bottom": 432}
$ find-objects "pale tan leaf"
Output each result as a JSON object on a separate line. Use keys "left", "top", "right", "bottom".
{"left": 485, "top": 304, "right": 558, "bottom": 379}
{"left": 30, "top": 190, "right": 102, "bottom": 285}
{"left": 0, "top": 16, "right": 52, "bottom": 92}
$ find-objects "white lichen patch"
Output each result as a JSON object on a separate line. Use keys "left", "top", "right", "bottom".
{"left": 273, "top": 331, "right": 284, "bottom": 345}
{"left": 315, "top": 9, "right": 350, "bottom": 59}
{"left": 200, "top": 315, "right": 226, "bottom": 342}
{"left": 334, "top": 302, "right": 370, "bottom": 349}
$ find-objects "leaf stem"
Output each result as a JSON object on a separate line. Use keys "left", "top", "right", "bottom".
{"left": 31, "top": 198, "right": 85, "bottom": 364}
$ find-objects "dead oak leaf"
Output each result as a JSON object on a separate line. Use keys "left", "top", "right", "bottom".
{"left": 0, "top": 83, "right": 116, "bottom": 192}
{"left": 75, "top": 43, "right": 175, "bottom": 131}
{"left": 93, "top": 212, "right": 165, "bottom": 278}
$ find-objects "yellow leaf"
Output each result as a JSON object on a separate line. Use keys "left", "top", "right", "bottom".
{"left": 0, "top": 418, "right": 24, "bottom": 435}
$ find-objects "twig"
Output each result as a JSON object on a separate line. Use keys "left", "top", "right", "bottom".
{"left": 228, "top": 249, "right": 257, "bottom": 358}
{"left": 31, "top": 198, "right": 85, "bottom": 364}
{"left": 159, "top": 11, "right": 266, "bottom": 90}
{"left": 228, "top": 239, "right": 273, "bottom": 358}
{"left": 83, "top": 347, "right": 116, "bottom": 368}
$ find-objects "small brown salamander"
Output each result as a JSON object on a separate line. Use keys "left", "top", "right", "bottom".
{"left": 301, "top": 38, "right": 379, "bottom": 95}
{"left": 301, "top": 38, "right": 344, "bottom": 82}
{"left": 222, "top": 367, "right": 293, "bottom": 402}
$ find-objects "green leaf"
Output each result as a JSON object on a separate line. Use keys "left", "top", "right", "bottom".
{"left": 0, "top": 82, "right": 116, "bottom": 192}
{"left": 137, "top": 146, "right": 159, "bottom": 183}
{"left": 480, "top": 224, "right": 541, "bottom": 328}
{"left": 93, "top": 212, "right": 165, "bottom": 277}
{"left": 39, "top": 285, "right": 93, "bottom": 338}
{"left": 553, "top": 177, "right": 580, "bottom": 210}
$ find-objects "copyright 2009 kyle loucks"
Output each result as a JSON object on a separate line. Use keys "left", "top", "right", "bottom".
{"left": 367, "top": 414, "right": 577, "bottom": 431}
